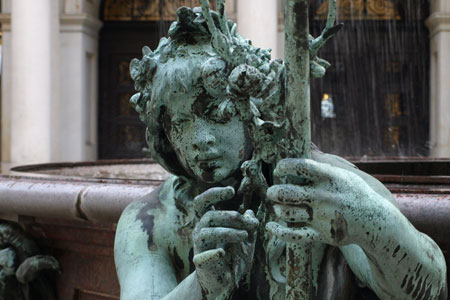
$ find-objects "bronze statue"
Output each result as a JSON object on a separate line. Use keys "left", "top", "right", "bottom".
{"left": 114, "top": 1, "right": 447, "bottom": 299}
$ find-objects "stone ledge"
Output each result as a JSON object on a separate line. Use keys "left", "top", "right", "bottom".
{"left": 0, "top": 176, "right": 159, "bottom": 223}
{"left": 60, "top": 13, "right": 102, "bottom": 38}
{"left": 426, "top": 12, "right": 450, "bottom": 37}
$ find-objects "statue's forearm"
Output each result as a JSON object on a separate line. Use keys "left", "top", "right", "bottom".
{"left": 356, "top": 204, "right": 447, "bottom": 299}
{"left": 161, "top": 272, "right": 204, "bottom": 300}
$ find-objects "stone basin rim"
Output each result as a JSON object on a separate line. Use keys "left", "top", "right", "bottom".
{"left": 11, "top": 158, "right": 157, "bottom": 172}
{"left": 10, "top": 158, "right": 450, "bottom": 185}
{"left": 9, "top": 158, "right": 170, "bottom": 185}
{"left": 1, "top": 159, "right": 449, "bottom": 241}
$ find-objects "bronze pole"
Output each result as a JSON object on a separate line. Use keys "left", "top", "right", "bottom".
{"left": 284, "top": 0, "right": 312, "bottom": 299}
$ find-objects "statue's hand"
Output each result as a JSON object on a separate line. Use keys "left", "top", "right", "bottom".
{"left": 266, "top": 158, "right": 389, "bottom": 247}
{"left": 192, "top": 187, "right": 259, "bottom": 300}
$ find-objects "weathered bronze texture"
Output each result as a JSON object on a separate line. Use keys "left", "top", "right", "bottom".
{"left": 0, "top": 157, "right": 448, "bottom": 299}
{"left": 0, "top": 221, "right": 60, "bottom": 300}
{"left": 283, "top": 0, "right": 343, "bottom": 297}
{"left": 112, "top": 1, "right": 448, "bottom": 300}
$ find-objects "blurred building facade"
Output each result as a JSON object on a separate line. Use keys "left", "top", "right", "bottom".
{"left": 0, "top": 0, "right": 448, "bottom": 166}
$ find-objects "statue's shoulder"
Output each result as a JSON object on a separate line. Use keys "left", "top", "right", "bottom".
{"left": 116, "top": 175, "right": 195, "bottom": 279}
{"left": 120, "top": 175, "right": 178, "bottom": 218}
{"left": 115, "top": 176, "right": 181, "bottom": 256}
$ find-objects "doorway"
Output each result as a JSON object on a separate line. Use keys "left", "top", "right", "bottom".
{"left": 98, "top": 22, "right": 162, "bottom": 159}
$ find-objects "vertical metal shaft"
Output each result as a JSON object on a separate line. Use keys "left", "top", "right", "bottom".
{"left": 284, "top": 0, "right": 312, "bottom": 299}
{"left": 284, "top": 0, "right": 311, "bottom": 157}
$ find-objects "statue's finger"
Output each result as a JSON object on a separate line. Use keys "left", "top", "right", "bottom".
{"left": 243, "top": 209, "right": 256, "bottom": 219}
{"left": 196, "top": 210, "right": 259, "bottom": 232}
{"left": 197, "top": 227, "right": 248, "bottom": 250}
{"left": 266, "top": 184, "right": 314, "bottom": 205}
{"left": 274, "top": 158, "right": 331, "bottom": 182}
{"left": 265, "top": 222, "right": 321, "bottom": 244}
{"left": 193, "top": 248, "right": 225, "bottom": 270}
{"left": 194, "top": 226, "right": 248, "bottom": 253}
{"left": 273, "top": 204, "right": 312, "bottom": 223}
{"left": 193, "top": 186, "right": 235, "bottom": 216}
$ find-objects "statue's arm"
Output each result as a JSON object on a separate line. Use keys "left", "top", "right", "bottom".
{"left": 114, "top": 200, "right": 204, "bottom": 300}
{"left": 322, "top": 153, "right": 448, "bottom": 299}
{"left": 340, "top": 217, "right": 447, "bottom": 299}
{"left": 266, "top": 153, "right": 447, "bottom": 300}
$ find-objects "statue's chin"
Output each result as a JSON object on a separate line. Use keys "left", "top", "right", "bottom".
{"left": 199, "top": 169, "right": 225, "bottom": 184}
{"left": 197, "top": 168, "right": 243, "bottom": 188}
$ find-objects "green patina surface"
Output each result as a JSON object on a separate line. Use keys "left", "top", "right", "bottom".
{"left": 114, "top": 1, "right": 448, "bottom": 300}
{"left": 0, "top": 221, "right": 60, "bottom": 300}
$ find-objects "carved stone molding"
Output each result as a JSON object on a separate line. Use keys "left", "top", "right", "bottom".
{"left": 426, "top": 12, "right": 450, "bottom": 37}
{"left": 64, "top": 0, "right": 101, "bottom": 16}
{"left": 0, "top": 0, "right": 11, "bottom": 14}
{"left": 103, "top": 0, "right": 214, "bottom": 21}
{"left": 315, "top": 0, "right": 401, "bottom": 20}
{"left": 60, "top": 14, "right": 103, "bottom": 37}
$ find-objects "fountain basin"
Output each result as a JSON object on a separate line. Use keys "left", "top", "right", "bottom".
{"left": 2, "top": 158, "right": 449, "bottom": 241}
{"left": 1, "top": 160, "right": 168, "bottom": 224}
{"left": 10, "top": 158, "right": 169, "bottom": 182}
{"left": 0, "top": 158, "right": 448, "bottom": 299}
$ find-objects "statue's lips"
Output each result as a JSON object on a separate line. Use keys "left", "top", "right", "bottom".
{"left": 195, "top": 153, "right": 221, "bottom": 162}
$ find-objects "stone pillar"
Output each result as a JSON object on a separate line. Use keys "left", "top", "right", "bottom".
{"left": 0, "top": 1, "right": 12, "bottom": 167}
{"left": 9, "top": 0, "right": 57, "bottom": 165}
{"left": 58, "top": 0, "right": 102, "bottom": 161}
{"left": 427, "top": 0, "right": 450, "bottom": 157}
{"left": 237, "top": 0, "right": 279, "bottom": 59}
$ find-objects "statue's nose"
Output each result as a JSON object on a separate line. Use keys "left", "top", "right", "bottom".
{"left": 190, "top": 116, "right": 218, "bottom": 151}
{"left": 193, "top": 132, "right": 216, "bottom": 151}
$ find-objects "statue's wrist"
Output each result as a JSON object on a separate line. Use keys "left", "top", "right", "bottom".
{"left": 196, "top": 270, "right": 234, "bottom": 300}
{"left": 351, "top": 202, "right": 411, "bottom": 255}
{"left": 201, "top": 286, "right": 234, "bottom": 300}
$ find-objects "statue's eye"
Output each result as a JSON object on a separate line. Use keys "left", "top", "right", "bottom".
{"left": 208, "top": 99, "right": 237, "bottom": 124}
{"left": 209, "top": 111, "right": 229, "bottom": 124}
{"left": 172, "top": 118, "right": 190, "bottom": 129}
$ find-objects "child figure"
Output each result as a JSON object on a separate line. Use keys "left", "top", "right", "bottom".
{"left": 114, "top": 4, "right": 447, "bottom": 300}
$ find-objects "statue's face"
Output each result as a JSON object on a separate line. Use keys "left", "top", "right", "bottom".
{"left": 165, "top": 88, "right": 251, "bottom": 183}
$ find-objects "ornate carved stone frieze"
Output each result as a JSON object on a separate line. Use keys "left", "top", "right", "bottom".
{"left": 315, "top": 0, "right": 401, "bottom": 20}
{"left": 103, "top": 0, "right": 215, "bottom": 21}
